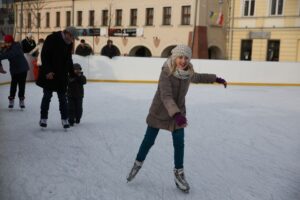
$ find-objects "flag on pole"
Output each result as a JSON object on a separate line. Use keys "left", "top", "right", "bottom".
{"left": 216, "top": 12, "right": 224, "bottom": 26}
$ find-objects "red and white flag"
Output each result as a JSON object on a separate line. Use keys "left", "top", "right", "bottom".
{"left": 216, "top": 12, "right": 224, "bottom": 26}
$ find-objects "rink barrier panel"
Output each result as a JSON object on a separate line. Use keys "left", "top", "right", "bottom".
{"left": 1, "top": 55, "right": 300, "bottom": 86}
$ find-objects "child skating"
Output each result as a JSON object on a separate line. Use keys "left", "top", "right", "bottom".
{"left": 126, "top": 45, "right": 227, "bottom": 193}
{"left": 67, "top": 63, "right": 87, "bottom": 126}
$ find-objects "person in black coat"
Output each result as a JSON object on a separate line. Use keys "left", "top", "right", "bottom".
{"left": 67, "top": 63, "right": 87, "bottom": 126}
{"left": 100, "top": 39, "right": 119, "bottom": 59}
{"left": 75, "top": 39, "right": 93, "bottom": 56}
{"left": 36, "top": 26, "right": 79, "bottom": 129}
{"left": 21, "top": 33, "right": 36, "bottom": 53}
{"left": 0, "top": 35, "right": 29, "bottom": 109}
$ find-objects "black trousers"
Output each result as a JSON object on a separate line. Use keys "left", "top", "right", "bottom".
{"left": 68, "top": 97, "right": 83, "bottom": 123}
{"left": 9, "top": 71, "right": 27, "bottom": 99}
{"left": 40, "top": 89, "right": 68, "bottom": 120}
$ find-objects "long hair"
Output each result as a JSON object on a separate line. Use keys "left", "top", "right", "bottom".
{"left": 167, "top": 56, "right": 194, "bottom": 76}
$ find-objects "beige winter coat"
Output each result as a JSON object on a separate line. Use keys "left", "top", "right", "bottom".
{"left": 146, "top": 60, "right": 217, "bottom": 132}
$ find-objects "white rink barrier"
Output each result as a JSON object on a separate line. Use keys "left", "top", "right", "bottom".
{"left": 1, "top": 55, "right": 300, "bottom": 85}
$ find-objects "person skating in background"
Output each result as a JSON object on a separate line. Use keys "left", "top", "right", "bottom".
{"left": 67, "top": 63, "right": 87, "bottom": 126}
{"left": 0, "top": 35, "right": 29, "bottom": 109}
{"left": 75, "top": 39, "right": 93, "bottom": 56}
{"left": 126, "top": 45, "right": 227, "bottom": 193}
{"left": 100, "top": 40, "right": 119, "bottom": 59}
{"left": 21, "top": 33, "right": 36, "bottom": 54}
{"left": 29, "top": 38, "right": 45, "bottom": 80}
{"left": 36, "top": 26, "right": 79, "bottom": 129}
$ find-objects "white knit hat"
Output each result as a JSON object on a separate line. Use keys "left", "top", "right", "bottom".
{"left": 171, "top": 45, "right": 192, "bottom": 60}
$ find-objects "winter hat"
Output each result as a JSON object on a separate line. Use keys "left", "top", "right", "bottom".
{"left": 4, "top": 35, "right": 14, "bottom": 43}
{"left": 73, "top": 63, "right": 82, "bottom": 70}
{"left": 171, "top": 45, "right": 192, "bottom": 60}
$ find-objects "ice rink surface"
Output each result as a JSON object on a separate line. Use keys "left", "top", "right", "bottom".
{"left": 0, "top": 82, "right": 300, "bottom": 200}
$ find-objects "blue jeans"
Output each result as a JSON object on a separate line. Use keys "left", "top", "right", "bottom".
{"left": 40, "top": 89, "right": 68, "bottom": 120}
{"left": 136, "top": 126, "right": 185, "bottom": 169}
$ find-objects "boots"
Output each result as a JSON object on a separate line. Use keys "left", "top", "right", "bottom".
{"left": 174, "top": 168, "right": 190, "bottom": 193}
{"left": 39, "top": 119, "right": 47, "bottom": 128}
{"left": 126, "top": 160, "right": 143, "bottom": 182}
{"left": 19, "top": 97, "right": 25, "bottom": 109}
{"left": 8, "top": 97, "right": 14, "bottom": 108}
{"left": 61, "top": 119, "right": 70, "bottom": 129}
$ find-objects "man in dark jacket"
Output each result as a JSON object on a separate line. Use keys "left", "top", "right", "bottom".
{"left": 0, "top": 35, "right": 29, "bottom": 109}
{"left": 75, "top": 39, "right": 93, "bottom": 56}
{"left": 21, "top": 33, "right": 36, "bottom": 53}
{"left": 36, "top": 26, "right": 79, "bottom": 129}
{"left": 100, "top": 39, "right": 119, "bottom": 58}
{"left": 67, "top": 63, "right": 87, "bottom": 126}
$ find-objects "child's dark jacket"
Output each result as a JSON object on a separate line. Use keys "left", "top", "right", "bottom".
{"left": 68, "top": 73, "right": 87, "bottom": 98}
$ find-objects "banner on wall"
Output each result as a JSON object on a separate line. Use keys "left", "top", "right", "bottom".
{"left": 108, "top": 28, "right": 137, "bottom": 37}
{"left": 77, "top": 28, "right": 100, "bottom": 36}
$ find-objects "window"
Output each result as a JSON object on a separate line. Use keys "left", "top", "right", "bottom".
{"left": 266, "top": 40, "right": 280, "bottom": 61}
{"left": 77, "top": 11, "right": 82, "bottom": 26}
{"left": 115, "top": 9, "right": 122, "bottom": 26}
{"left": 46, "top": 12, "right": 50, "bottom": 28}
{"left": 243, "top": 0, "right": 255, "bottom": 16}
{"left": 27, "top": 12, "right": 31, "bottom": 28}
{"left": 56, "top": 12, "right": 60, "bottom": 27}
{"left": 163, "top": 7, "right": 171, "bottom": 25}
{"left": 102, "top": 10, "right": 108, "bottom": 26}
{"left": 145, "top": 8, "right": 154, "bottom": 26}
{"left": 19, "top": 14, "right": 23, "bottom": 27}
{"left": 37, "top": 12, "right": 41, "bottom": 28}
{"left": 270, "top": 0, "right": 284, "bottom": 15}
{"left": 130, "top": 9, "right": 137, "bottom": 26}
{"left": 66, "top": 11, "right": 71, "bottom": 27}
{"left": 89, "top": 10, "right": 94, "bottom": 26}
{"left": 240, "top": 40, "right": 253, "bottom": 61}
{"left": 181, "top": 6, "right": 191, "bottom": 25}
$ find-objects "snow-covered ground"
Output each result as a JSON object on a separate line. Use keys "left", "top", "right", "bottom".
{"left": 0, "top": 82, "right": 300, "bottom": 200}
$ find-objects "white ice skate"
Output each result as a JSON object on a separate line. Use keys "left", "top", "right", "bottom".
{"left": 126, "top": 160, "right": 143, "bottom": 182}
{"left": 62, "top": 119, "right": 70, "bottom": 130}
{"left": 39, "top": 119, "right": 47, "bottom": 129}
{"left": 174, "top": 168, "right": 190, "bottom": 193}
{"left": 19, "top": 99, "right": 25, "bottom": 110}
{"left": 8, "top": 99, "right": 14, "bottom": 109}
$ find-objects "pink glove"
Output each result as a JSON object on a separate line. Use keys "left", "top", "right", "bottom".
{"left": 174, "top": 113, "right": 187, "bottom": 127}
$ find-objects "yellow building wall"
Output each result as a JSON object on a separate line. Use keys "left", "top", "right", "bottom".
{"left": 297, "top": 40, "right": 300, "bottom": 61}
{"left": 228, "top": 0, "right": 300, "bottom": 62}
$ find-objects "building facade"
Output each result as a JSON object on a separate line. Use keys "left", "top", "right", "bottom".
{"left": 13, "top": 0, "right": 227, "bottom": 59}
{"left": 227, "top": 0, "right": 300, "bottom": 62}
{"left": 0, "top": 0, "right": 14, "bottom": 41}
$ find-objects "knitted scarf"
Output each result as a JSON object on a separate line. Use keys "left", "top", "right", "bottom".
{"left": 173, "top": 68, "right": 191, "bottom": 80}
